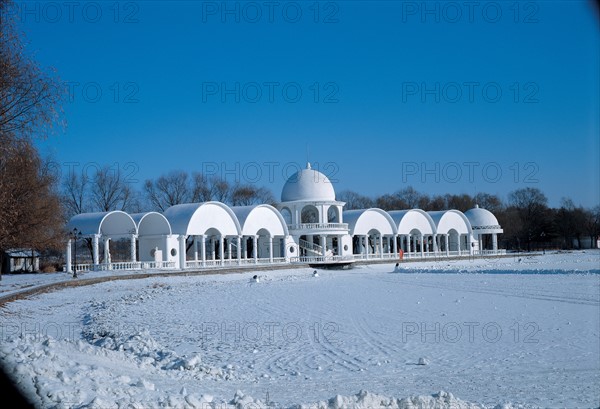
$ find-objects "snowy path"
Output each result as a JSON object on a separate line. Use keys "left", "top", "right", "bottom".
{"left": 0, "top": 251, "right": 598, "bottom": 408}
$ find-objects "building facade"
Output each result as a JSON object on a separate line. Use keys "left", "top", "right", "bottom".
{"left": 65, "top": 164, "right": 505, "bottom": 273}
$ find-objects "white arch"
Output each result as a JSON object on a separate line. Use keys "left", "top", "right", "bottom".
{"left": 231, "top": 205, "right": 289, "bottom": 237}
{"left": 428, "top": 210, "right": 472, "bottom": 235}
{"left": 67, "top": 211, "right": 137, "bottom": 238}
{"left": 343, "top": 208, "right": 397, "bottom": 236}
{"left": 131, "top": 212, "right": 172, "bottom": 236}
{"left": 388, "top": 209, "right": 436, "bottom": 235}
{"left": 163, "top": 202, "right": 242, "bottom": 236}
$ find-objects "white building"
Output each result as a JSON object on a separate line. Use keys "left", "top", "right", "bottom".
{"left": 65, "top": 164, "right": 504, "bottom": 272}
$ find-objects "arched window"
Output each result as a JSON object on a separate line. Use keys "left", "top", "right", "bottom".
{"left": 280, "top": 207, "right": 292, "bottom": 225}
{"left": 301, "top": 205, "right": 319, "bottom": 224}
{"left": 327, "top": 206, "right": 339, "bottom": 223}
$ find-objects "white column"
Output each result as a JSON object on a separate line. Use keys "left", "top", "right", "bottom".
{"left": 269, "top": 236, "right": 274, "bottom": 262}
{"left": 163, "top": 236, "right": 170, "bottom": 262}
{"left": 492, "top": 234, "right": 498, "bottom": 251}
{"left": 92, "top": 235, "right": 100, "bottom": 266}
{"left": 103, "top": 238, "right": 111, "bottom": 264}
{"left": 420, "top": 234, "right": 424, "bottom": 257}
{"left": 407, "top": 234, "right": 411, "bottom": 256}
{"left": 242, "top": 237, "right": 247, "bottom": 259}
{"left": 393, "top": 235, "right": 398, "bottom": 255}
{"left": 193, "top": 236, "right": 199, "bottom": 261}
{"left": 320, "top": 235, "right": 326, "bottom": 256}
{"left": 219, "top": 236, "right": 224, "bottom": 263}
{"left": 445, "top": 234, "right": 449, "bottom": 257}
{"left": 210, "top": 237, "right": 215, "bottom": 260}
{"left": 66, "top": 239, "right": 72, "bottom": 273}
{"left": 365, "top": 235, "right": 369, "bottom": 259}
{"left": 236, "top": 236, "right": 242, "bottom": 265}
{"left": 253, "top": 235, "right": 258, "bottom": 263}
{"left": 201, "top": 235, "right": 206, "bottom": 266}
{"left": 228, "top": 238, "right": 232, "bottom": 261}
{"left": 379, "top": 235, "right": 384, "bottom": 257}
{"left": 130, "top": 234, "right": 137, "bottom": 262}
{"left": 178, "top": 235, "right": 186, "bottom": 269}
{"left": 433, "top": 234, "right": 438, "bottom": 253}
{"left": 479, "top": 236, "right": 483, "bottom": 254}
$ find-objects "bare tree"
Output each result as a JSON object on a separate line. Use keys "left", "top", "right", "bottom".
{"left": 209, "top": 176, "right": 231, "bottom": 203}
{"left": 144, "top": 170, "right": 191, "bottom": 211}
{"left": 508, "top": 187, "right": 550, "bottom": 250}
{"left": 191, "top": 173, "right": 231, "bottom": 203}
{"left": 474, "top": 192, "right": 504, "bottom": 213}
{"left": 395, "top": 186, "right": 422, "bottom": 209}
{"left": 376, "top": 194, "right": 404, "bottom": 211}
{"left": 444, "top": 193, "right": 475, "bottom": 212}
{"left": 426, "top": 195, "right": 446, "bottom": 211}
{"left": 231, "top": 183, "right": 275, "bottom": 206}
{"left": 338, "top": 190, "right": 374, "bottom": 210}
{"left": 584, "top": 206, "right": 600, "bottom": 248}
{"left": 61, "top": 171, "right": 89, "bottom": 217}
{"left": 91, "top": 166, "right": 134, "bottom": 212}
{"left": 191, "top": 172, "right": 211, "bottom": 202}
{"left": 0, "top": 1, "right": 63, "bottom": 142}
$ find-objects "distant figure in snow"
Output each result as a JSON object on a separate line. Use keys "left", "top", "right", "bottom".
{"left": 252, "top": 274, "right": 260, "bottom": 283}
{"left": 394, "top": 263, "right": 400, "bottom": 272}
{"left": 313, "top": 270, "right": 319, "bottom": 277}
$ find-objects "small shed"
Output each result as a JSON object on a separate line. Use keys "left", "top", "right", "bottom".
{"left": 2, "top": 249, "right": 40, "bottom": 273}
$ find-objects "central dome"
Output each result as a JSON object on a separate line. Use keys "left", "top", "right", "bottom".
{"left": 464, "top": 205, "right": 501, "bottom": 228}
{"left": 281, "top": 163, "right": 336, "bottom": 202}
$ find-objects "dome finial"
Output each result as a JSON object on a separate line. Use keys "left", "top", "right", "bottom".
{"left": 475, "top": 204, "right": 479, "bottom": 208}
{"left": 306, "top": 162, "right": 311, "bottom": 170}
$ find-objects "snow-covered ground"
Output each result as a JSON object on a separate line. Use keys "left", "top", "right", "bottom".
{"left": 0, "top": 250, "right": 598, "bottom": 408}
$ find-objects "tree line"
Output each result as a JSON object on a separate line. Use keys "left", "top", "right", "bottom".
{"left": 61, "top": 168, "right": 276, "bottom": 216}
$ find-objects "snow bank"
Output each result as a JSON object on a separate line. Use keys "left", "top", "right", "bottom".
{"left": 293, "top": 390, "right": 483, "bottom": 409}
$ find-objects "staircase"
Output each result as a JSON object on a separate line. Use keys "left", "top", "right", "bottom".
{"left": 298, "top": 238, "right": 334, "bottom": 258}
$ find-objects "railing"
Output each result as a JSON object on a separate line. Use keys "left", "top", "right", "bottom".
{"left": 70, "top": 261, "right": 177, "bottom": 273}
{"left": 290, "top": 255, "right": 355, "bottom": 264}
{"left": 99, "top": 262, "right": 141, "bottom": 271}
{"left": 185, "top": 257, "right": 289, "bottom": 269}
{"left": 141, "top": 261, "right": 176, "bottom": 269}
{"left": 288, "top": 223, "right": 348, "bottom": 231}
{"left": 70, "top": 249, "right": 508, "bottom": 273}
{"left": 298, "top": 238, "right": 323, "bottom": 255}
{"left": 473, "top": 249, "right": 507, "bottom": 256}
{"left": 73, "top": 263, "right": 92, "bottom": 272}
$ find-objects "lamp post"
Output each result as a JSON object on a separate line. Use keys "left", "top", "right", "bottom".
{"left": 72, "top": 228, "right": 82, "bottom": 278}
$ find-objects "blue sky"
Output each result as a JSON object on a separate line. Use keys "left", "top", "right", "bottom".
{"left": 15, "top": 0, "right": 600, "bottom": 207}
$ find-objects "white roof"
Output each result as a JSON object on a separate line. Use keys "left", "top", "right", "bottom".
{"left": 343, "top": 208, "right": 397, "bottom": 236}
{"left": 130, "top": 212, "right": 172, "bottom": 236}
{"left": 464, "top": 205, "right": 502, "bottom": 228}
{"left": 281, "top": 163, "right": 336, "bottom": 202}
{"left": 428, "top": 210, "right": 472, "bottom": 235}
{"left": 67, "top": 211, "right": 137, "bottom": 237}
{"left": 388, "top": 209, "right": 436, "bottom": 235}
{"left": 163, "top": 202, "right": 242, "bottom": 236}
{"left": 5, "top": 249, "right": 41, "bottom": 257}
{"left": 231, "top": 205, "right": 289, "bottom": 237}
